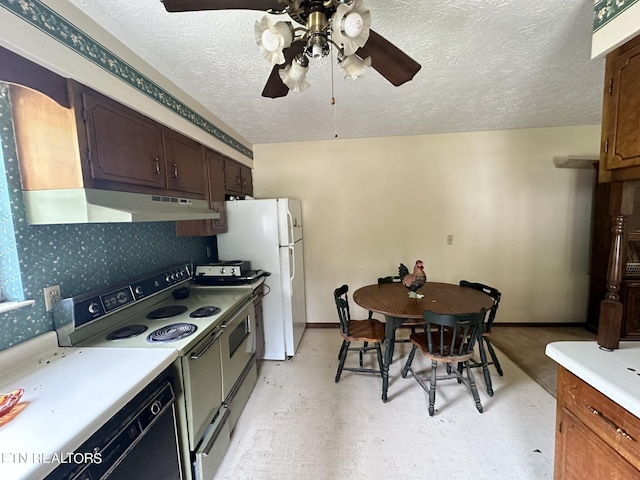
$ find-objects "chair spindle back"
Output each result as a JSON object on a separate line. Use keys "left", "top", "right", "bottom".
{"left": 424, "top": 309, "right": 486, "bottom": 358}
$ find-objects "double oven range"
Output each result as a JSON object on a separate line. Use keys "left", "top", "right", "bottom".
{"left": 53, "top": 262, "right": 257, "bottom": 480}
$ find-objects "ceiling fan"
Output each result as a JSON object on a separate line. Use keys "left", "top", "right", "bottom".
{"left": 161, "top": 0, "right": 421, "bottom": 98}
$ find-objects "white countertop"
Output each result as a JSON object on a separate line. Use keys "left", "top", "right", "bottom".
{"left": 546, "top": 341, "right": 640, "bottom": 418}
{"left": 0, "top": 332, "right": 178, "bottom": 480}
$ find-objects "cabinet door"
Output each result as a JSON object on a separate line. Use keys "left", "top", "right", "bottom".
{"left": 82, "top": 92, "right": 166, "bottom": 189}
{"left": 207, "top": 151, "right": 228, "bottom": 234}
{"left": 224, "top": 160, "right": 242, "bottom": 194}
{"left": 175, "top": 149, "right": 227, "bottom": 237}
{"left": 163, "top": 130, "right": 207, "bottom": 197}
{"left": 602, "top": 37, "right": 640, "bottom": 171}
{"left": 241, "top": 165, "right": 253, "bottom": 196}
{"left": 555, "top": 407, "right": 640, "bottom": 480}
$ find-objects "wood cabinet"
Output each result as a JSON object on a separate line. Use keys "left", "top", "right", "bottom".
{"left": 10, "top": 80, "right": 207, "bottom": 199}
{"left": 593, "top": 35, "right": 640, "bottom": 349}
{"left": 555, "top": 367, "right": 640, "bottom": 478}
{"left": 587, "top": 169, "right": 640, "bottom": 339}
{"left": 622, "top": 280, "right": 640, "bottom": 339}
{"left": 80, "top": 88, "right": 166, "bottom": 191}
{"left": 599, "top": 35, "right": 640, "bottom": 183}
{"left": 76, "top": 81, "right": 207, "bottom": 198}
{"left": 176, "top": 149, "right": 228, "bottom": 237}
{"left": 225, "top": 159, "right": 253, "bottom": 196}
{"left": 162, "top": 129, "right": 207, "bottom": 196}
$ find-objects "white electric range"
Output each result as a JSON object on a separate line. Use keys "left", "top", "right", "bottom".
{"left": 52, "top": 262, "right": 258, "bottom": 480}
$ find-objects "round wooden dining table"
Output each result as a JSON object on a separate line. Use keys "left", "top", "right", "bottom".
{"left": 353, "top": 282, "right": 494, "bottom": 402}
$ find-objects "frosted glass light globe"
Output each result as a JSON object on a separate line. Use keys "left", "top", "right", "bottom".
{"left": 343, "top": 12, "right": 363, "bottom": 38}
{"left": 261, "top": 30, "right": 280, "bottom": 52}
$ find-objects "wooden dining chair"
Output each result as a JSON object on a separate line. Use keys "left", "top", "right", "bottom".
{"left": 334, "top": 285, "right": 385, "bottom": 383}
{"left": 459, "top": 280, "right": 503, "bottom": 396}
{"left": 401, "top": 309, "right": 486, "bottom": 416}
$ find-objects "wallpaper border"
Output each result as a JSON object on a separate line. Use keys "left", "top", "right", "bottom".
{"left": 0, "top": 0, "right": 253, "bottom": 160}
{"left": 594, "top": 0, "right": 640, "bottom": 33}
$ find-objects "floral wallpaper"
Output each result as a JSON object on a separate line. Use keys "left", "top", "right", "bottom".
{"left": 0, "top": 0, "right": 252, "bottom": 160}
{"left": 594, "top": 0, "right": 640, "bottom": 32}
{"left": 0, "top": 84, "right": 216, "bottom": 351}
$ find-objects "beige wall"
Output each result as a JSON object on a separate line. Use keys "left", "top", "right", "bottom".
{"left": 253, "top": 125, "right": 601, "bottom": 326}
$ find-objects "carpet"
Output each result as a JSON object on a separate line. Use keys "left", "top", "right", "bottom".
{"left": 488, "top": 325, "right": 597, "bottom": 397}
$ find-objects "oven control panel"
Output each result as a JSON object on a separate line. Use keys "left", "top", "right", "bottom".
{"left": 55, "top": 263, "right": 192, "bottom": 329}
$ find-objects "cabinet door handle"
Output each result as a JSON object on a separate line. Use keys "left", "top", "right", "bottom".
{"left": 154, "top": 158, "right": 161, "bottom": 176}
{"left": 587, "top": 405, "right": 635, "bottom": 441}
{"left": 172, "top": 163, "right": 178, "bottom": 179}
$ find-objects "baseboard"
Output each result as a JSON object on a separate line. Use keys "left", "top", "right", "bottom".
{"left": 306, "top": 322, "right": 589, "bottom": 329}
{"left": 491, "top": 322, "right": 588, "bottom": 328}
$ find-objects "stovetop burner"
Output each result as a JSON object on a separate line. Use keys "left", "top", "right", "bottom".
{"left": 106, "top": 324, "right": 148, "bottom": 340}
{"left": 190, "top": 306, "right": 221, "bottom": 318}
{"left": 147, "top": 323, "right": 198, "bottom": 343}
{"left": 146, "top": 305, "right": 189, "bottom": 320}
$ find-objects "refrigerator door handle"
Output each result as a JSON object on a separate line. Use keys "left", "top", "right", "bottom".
{"left": 289, "top": 245, "right": 295, "bottom": 290}
{"left": 286, "top": 209, "right": 294, "bottom": 245}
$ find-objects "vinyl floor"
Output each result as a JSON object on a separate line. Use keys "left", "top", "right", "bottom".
{"left": 213, "top": 328, "right": 556, "bottom": 480}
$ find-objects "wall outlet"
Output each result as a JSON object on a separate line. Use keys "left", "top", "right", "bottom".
{"left": 44, "top": 285, "right": 61, "bottom": 311}
{"left": 447, "top": 234, "right": 454, "bottom": 245}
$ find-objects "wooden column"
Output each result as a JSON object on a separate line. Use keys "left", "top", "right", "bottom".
{"left": 598, "top": 180, "right": 635, "bottom": 350}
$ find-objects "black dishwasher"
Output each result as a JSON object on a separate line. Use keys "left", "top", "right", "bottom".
{"left": 45, "top": 368, "right": 182, "bottom": 480}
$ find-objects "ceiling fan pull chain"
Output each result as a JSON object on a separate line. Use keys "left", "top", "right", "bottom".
{"left": 331, "top": 45, "right": 338, "bottom": 138}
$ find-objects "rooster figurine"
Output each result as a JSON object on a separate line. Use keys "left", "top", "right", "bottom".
{"left": 399, "top": 260, "right": 426, "bottom": 298}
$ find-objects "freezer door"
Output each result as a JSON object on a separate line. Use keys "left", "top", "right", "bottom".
{"left": 277, "top": 198, "right": 302, "bottom": 245}
{"left": 280, "top": 239, "right": 306, "bottom": 356}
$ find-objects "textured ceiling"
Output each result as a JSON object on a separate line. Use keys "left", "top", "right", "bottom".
{"left": 66, "top": 0, "right": 605, "bottom": 146}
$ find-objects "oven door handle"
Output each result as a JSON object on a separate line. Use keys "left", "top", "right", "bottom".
{"left": 222, "top": 314, "right": 251, "bottom": 333}
{"left": 221, "top": 306, "right": 251, "bottom": 332}
{"left": 190, "top": 329, "right": 223, "bottom": 359}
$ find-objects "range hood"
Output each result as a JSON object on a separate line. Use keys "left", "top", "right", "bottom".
{"left": 22, "top": 188, "right": 220, "bottom": 225}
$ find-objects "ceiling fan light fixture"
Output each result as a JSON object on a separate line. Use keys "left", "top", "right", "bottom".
{"left": 331, "top": 0, "right": 371, "bottom": 56}
{"left": 279, "top": 54, "right": 310, "bottom": 92}
{"left": 343, "top": 12, "right": 364, "bottom": 37}
{"left": 306, "top": 33, "right": 330, "bottom": 59}
{"left": 255, "top": 16, "right": 294, "bottom": 65}
{"left": 339, "top": 54, "right": 371, "bottom": 79}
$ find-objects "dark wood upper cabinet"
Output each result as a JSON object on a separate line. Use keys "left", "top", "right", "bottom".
{"left": 241, "top": 164, "right": 253, "bottom": 196}
{"left": 224, "top": 159, "right": 242, "bottom": 194}
{"left": 208, "top": 151, "right": 228, "bottom": 233}
{"left": 162, "top": 129, "right": 207, "bottom": 196}
{"left": 176, "top": 149, "right": 229, "bottom": 237}
{"left": 75, "top": 82, "right": 207, "bottom": 198}
{"left": 11, "top": 79, "right": 208, "bottom": 200}
{"left": 81, "top": 89, "right": 167, "bottom": 190}
{"left": 224, "top": 158, "right": 253, "bottom": 196}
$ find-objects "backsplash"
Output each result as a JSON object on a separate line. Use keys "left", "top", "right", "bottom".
{"left": 0, "top": 84, "right": 215, "bottom": 351}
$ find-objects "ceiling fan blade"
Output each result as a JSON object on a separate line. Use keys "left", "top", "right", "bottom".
{"left": 261, "top": 41, "right": 305, "bottom": 99}
{"left": 357, "top": 30, "right": 421, "bottom": 87}
{"left": 162, "top": 0, "right": 284, "bottom": 13}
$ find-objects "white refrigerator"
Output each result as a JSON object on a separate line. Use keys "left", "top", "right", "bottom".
{"left": 217, "top": 198, "right": 306, "bottom": 360}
